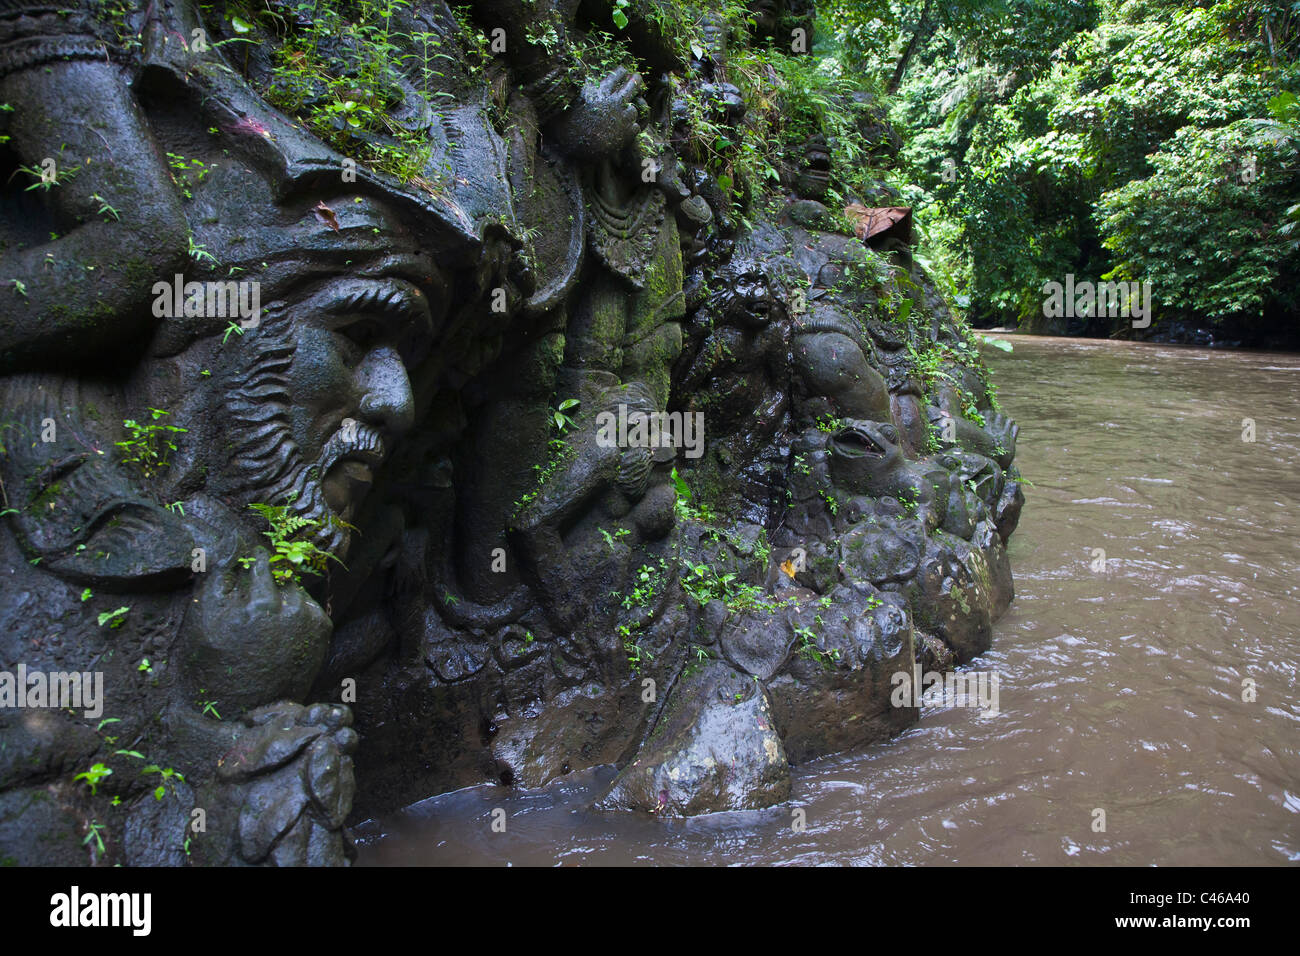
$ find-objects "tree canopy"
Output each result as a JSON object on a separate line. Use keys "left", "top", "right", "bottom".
{"left": 819, "top": 0, "right": 1300, "bottom": 341}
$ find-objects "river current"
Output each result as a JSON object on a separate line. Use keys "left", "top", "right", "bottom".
{"left": 357, "top": 335, "right": 1300, "bottom": 866}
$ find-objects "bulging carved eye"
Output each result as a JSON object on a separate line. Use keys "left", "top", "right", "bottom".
{"left": 881, "top": 425, "right": 898, "bottom": 444}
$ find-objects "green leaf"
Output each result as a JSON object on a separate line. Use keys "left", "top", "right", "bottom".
{"left": 97, "top": 607, "right": 129, "bottom": 628}
{"left": 670, "top": 466, "right": 692, "bottom": 501}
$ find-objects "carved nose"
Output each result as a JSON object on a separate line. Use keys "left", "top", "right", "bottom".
{"left": 355, "top": 346, "right": 415, "bottom": 436}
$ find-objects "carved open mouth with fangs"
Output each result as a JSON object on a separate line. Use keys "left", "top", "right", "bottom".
{"left": 734, "top": 274, "right": 771, "bottom": 314}
{"left": 832, "top": 423, "right": 891, "bottom": 458}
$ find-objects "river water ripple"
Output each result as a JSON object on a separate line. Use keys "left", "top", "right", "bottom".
{"left": 358, "top": 335, "right": 1300, "bottom": 866}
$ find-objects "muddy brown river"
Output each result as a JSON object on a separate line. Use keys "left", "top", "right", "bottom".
{"left": 357, "top": 335, "right": 1300, "bottom": 866}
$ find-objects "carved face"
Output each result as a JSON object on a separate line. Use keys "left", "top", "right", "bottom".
{"left": 730, "top": 270, "right": 774, "bottom": 327}
{"left": 796, "top": 135, "right": 831, "bottom": 200}
{"left": 288, "top": 272, "right": 434, "bottom": 516}
{"left": 713, "top": 243, "right": 782, "bottom": 330}
{"left": 827, "top": 419, "right": 906, "bottom": 496}
{"left": 218, "top": 257, "right": 440, "bottom": 558}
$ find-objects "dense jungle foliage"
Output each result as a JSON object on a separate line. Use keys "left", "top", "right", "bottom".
{"left": 842, "top": 0, "right": 1300, "bottom": 342}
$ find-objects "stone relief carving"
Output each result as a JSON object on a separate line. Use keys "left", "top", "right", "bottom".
{"left": 0, "top": 0, "right": 1021, "bottom": 863}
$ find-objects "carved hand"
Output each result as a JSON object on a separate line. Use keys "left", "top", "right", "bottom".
{"left": 550, "top": 67, "right": 644, "bottom": 160}
{"left": 181, "top": 549, "right": 332, "bottom": 716}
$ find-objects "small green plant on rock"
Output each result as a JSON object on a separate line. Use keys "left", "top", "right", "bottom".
{"left": 196, "top": 690, "right": 221, "bottom": 720}
{"left": 551, "top": 398, "right": 580, "bottom": 433}
{"left": 74, "top": 763, "right": 112, "bottom": 796}
{"left": 165, "top": 152, "right": 210, "bottom": 199}
{"left": 598, "top": 526, "right": 630, "bottom": 550}
{"left": 91, "top": 194, "right": 120, "bottom": 221}
{"left": 671, "top": 466, "right": 717, "bottom": 523}
{"left": 753, "top": 528, "right": 771, "bottom": 568}
{"left": 619, "top": 623, "right": 652, "bottom": 675}
{"left": 622, "top": 560, "right": 667, "bottom": 612}
{"left": 96, "top": 607, "right": 129, "bottom": 629}
{"left": 83, "top": 821, "right": 107, "bottom": 855}
{"left": 898, "top": 491, "right": 918, "bottom": 519}
{"left": 240, "top": 498, "right": 345, "bottom": 586}
{"left": 187, "top": 235, "right": 219, "bottom": 267}
{"left": 16, "top": 160, "right": 79, "bottom": 192}
{"left": 511, "top": 438, "right": 572, "bottom": 520}
{"left": 116, "top": 408, "right": 186, "bottom": 479}
{"left": 681, "top": 560, "right": 768, "bottom": 612}
{"left": 143, "top": 765, "right": 186, "bottom": 801}
{"left": 794, "top": 624, "right": 840, "bottom": 669}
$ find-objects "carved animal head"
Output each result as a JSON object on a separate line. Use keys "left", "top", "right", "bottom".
{"left": 826, "top": 419, "right": 906, "bottom": 496}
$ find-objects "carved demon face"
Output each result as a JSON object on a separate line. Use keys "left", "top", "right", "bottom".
{"left": 729, "top": 269, "right": 775, "bottom": 327}
{"left": 715, "top": 245, "right": 785, "bottom": 330}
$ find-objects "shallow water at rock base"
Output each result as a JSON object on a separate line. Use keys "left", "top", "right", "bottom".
{"left": 356, "top": 336, "right": 1300, "bottom": 865}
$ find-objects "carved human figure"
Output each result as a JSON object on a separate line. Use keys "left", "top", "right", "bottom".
{"left": 671, "top": 230, "right": 797, "bottom": 521}
{"left": 497, "top": 66, "right": 688, "bottom": 632}
{"left": 677, "top": 234, "right": 789, "bottom": 427}
{"left": 0, "top": 0, "right": 463, "bottom": 865}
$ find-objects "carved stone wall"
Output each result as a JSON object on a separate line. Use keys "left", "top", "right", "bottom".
{"left": 0, "top": 0, "right": 1021, "bottom": 864}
